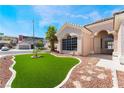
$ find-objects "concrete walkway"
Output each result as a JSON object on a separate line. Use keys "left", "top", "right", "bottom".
{"left": 97, "top": 59, "right": 124, "bottom": 71}
{"left": 96, "top": 58, "right": 124, "bottom": 88}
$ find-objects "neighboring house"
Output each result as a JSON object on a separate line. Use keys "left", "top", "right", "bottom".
{"left": 0, "top": 35, "right": 18, "bottom": 49}
{"left": 17, "top": 35, "right": 43, "bottom": 49}
{"left": 56, "top": 11, "right": 124, "bottom": 64}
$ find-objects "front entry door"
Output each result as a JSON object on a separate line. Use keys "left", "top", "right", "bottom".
{"left": 101, "top": 35, "right": 114, "bottom": 55}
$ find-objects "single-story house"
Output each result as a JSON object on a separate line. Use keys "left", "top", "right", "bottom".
{"left": 56, "top": 11, "right": 124, "bottom": 64}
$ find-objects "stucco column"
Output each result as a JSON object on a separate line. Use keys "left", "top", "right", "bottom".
{"left": 112, "top": 31, "right": 118, "bottom": 61}
{"left": 77, "top": 35, "right": 83, "bottom": 55}
{"left": 57, "top": 38, "right": 62, "bottom": 53}
{"left": 90, "top": 35, "right": 95, "bottom": 54}
{"left": 94, "top": 36, "right": 101, "bottom": 53}
{"left": 118, "top": 22, "right": 124, "bottom": 64}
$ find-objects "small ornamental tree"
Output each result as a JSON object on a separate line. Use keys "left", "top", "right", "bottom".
{"left": 32, "top": 40, "right": 43, "bottom": 58}
{"left": 45, "top": 26, "right": 57, "bottom": 51}
{"left": 32, "top": 47, "right": 40, "bottom": 58}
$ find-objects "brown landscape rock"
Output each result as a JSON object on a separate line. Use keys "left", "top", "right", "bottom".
{"left": 117, "top": 71, "right": 124, "bottom": 88}
{"left": 0, "top": 56, "right": 13, "bottom": 88}
{"left": 53, "top": 53, "right": 113, "bottom": 88}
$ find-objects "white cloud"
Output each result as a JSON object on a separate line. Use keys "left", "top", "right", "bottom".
{"left": 87, "top": 11, "right": 102, "bottom": 21}
{"left": 39, "top": 18, "right": 59, "bottom": 27}
{"left": 66, "top": 11, "right": 102, "bottom": 22}
{"left": 33, "top": 6, "right": 70, "bottom": 27}
{"left": 65, "top": 13, "right": 88, "bottom": 19}
{"left": 33, "top": 6, "right": 100, "bottom": 27}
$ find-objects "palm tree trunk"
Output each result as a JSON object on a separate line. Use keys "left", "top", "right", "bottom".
{"left": 50, "top": 41, "right": 54, "bottom": 51}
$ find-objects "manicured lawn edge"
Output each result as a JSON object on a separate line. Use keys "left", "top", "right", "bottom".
{"left": 51, "top": 53, "right": 81, "bottom": 88}
{"left": 6, "top": 53, "right": 81, "bottom": 88}
{"left": 5, "top": 56, "right": 16, "bottom": 88}
{"left": 5, "top": 53, "right": 34, "bottom": 88}
{"left": 5, "top": 53, "right": 35, "bottom": 88}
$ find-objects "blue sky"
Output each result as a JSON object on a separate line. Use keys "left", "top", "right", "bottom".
{"left": 0, "top": 5, "right": 124, "bottom": 38}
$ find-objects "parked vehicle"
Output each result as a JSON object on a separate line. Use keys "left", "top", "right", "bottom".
{"left": 1, "top": 46, "right": 9, "bottom": 51}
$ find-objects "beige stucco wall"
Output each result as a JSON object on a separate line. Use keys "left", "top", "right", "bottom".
{"left": 56, "top": 24, "right": 83, "bottom": 56}
{"left": 118, "top": 22, "right": 124, "bottom": 64}
{"left": 112, "top": 12, "right": 124, "bottom": 64}
{"left": 86, "top": 19, "right": 114, "bottom": 34}
{"left": 85, "top": 19, "right": 114, "bottom": 55}
{"left": 113, "top": 12, "right": 124, "bottom": 54}
{"left": 94, "top": 36, "right": 101, "bottom": 53}
{"left": 114, "top": 13, "right": 124, "bottom": 54}
{"left": 81, "top": 28, "right": 93, "bottom": 56}
{"left": 56, "top": 24, "right": 93, "bottom": 56}
{"left": 114, "top": 13, "right": 124, "bottom": 31}
{"left": 113, "top": 31, "right": 118, "bottom": 53}
{"left": 56, "top": 20, "right": 114, "bottom": 56}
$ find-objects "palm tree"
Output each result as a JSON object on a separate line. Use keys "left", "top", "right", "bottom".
{"left": 46, "top": 26, "right": 57, "bottom": 51}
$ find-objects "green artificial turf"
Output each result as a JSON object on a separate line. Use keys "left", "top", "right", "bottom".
{"left": 11, "top": 53, "right": 79, "bottom": 88}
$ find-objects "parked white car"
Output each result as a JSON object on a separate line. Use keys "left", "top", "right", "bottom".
{"left": 1, "top": 46, "right": 9, "bottom": 51}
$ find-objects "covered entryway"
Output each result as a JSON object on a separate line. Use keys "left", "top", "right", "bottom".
{"left": 94, "top": 30, "right": 114, "bottom": 55}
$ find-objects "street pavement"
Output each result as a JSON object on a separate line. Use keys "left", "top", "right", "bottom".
{"left": 0, "top": 49, "right": 33, "bottom": 57}
{"left": 0, "top": 49, "right": 50, "bottom": 57}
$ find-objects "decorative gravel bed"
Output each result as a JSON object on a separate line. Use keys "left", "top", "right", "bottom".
{"left": 53, "top": 53, "right": 113, "bottom": 88}
{"left": 117, "top": 71, "right": 124, "bottom": 88}
{"left": 0, "top": 56, "right": 13, "bottom": 88}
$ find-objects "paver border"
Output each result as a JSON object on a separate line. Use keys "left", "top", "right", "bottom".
{"left": 5, "top": 56, "right": 16, "bottom": 88}
{"left": 4, "top": 53, "right": 34, "bottom": 88}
